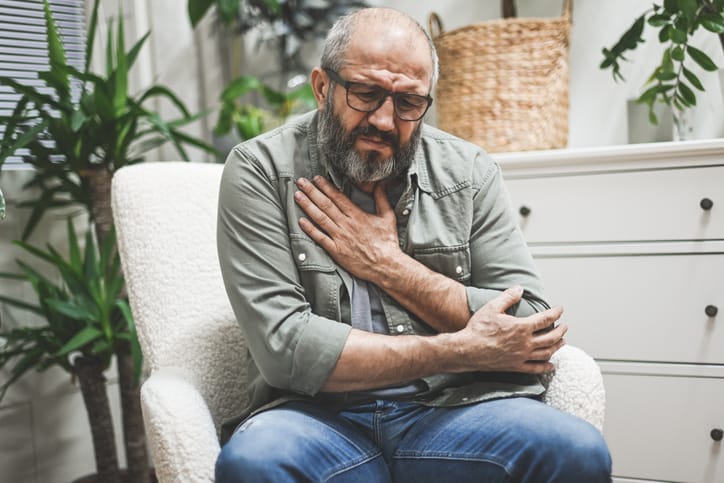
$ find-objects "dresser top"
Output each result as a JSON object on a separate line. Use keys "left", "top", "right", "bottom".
{"left": 494, "top": 138, "right": 724, "bottom": 175}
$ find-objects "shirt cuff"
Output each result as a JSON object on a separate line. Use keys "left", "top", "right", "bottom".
{"left": 290, "top": 317, "right": 352, "bottom": 396}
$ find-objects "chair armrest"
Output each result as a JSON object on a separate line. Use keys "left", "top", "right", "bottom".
{"left": 541, "top": 345, "right": 605, "bottom": 432}
{"left": 141, "top": 368, "right": 221, "bottom": 483}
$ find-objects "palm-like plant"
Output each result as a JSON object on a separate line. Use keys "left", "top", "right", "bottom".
{"left": 0, "top": 0, "right": 214, "bottom": 244}
{"left": 0, "top": 1, "right": 214, "bottom": 481}
{"left": 0, "top": 220, "right": 138, "bottom": 483}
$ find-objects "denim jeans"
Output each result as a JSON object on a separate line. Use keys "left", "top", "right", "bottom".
{"left": 215, "top": 397, "right": 612, "bottom": 482}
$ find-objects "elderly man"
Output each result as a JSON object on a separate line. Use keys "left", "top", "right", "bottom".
{"left": 216, "top": 7, "right": 611, "bottom": 483}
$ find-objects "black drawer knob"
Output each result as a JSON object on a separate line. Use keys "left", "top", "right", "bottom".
{"left": 705, "top": 305, "right": 718, "bottom": 317}
{"left": 700, "top": 198, "right": 713, "bottom": 210}
{"left": 519, "top": 205, "right": 531, "bottom": 217}
{"left": 712, "top": 428, "right": 723, "bottom": 442}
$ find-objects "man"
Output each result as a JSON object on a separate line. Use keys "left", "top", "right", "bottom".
{"left": 216, "top": 7, "right": 611, "bottom": 482}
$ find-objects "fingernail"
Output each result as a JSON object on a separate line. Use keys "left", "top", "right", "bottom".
{"left": 513, "top": 285, "right": 524, "bottom": 295}
{"left": 296, "top": 177, "right": 308, "bottom": 187}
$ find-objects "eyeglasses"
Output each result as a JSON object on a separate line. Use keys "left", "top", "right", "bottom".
{"left": 324, "top": 68, "right": 433, "bottom": 122}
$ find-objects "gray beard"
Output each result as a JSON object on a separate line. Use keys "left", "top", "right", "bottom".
{"left": 317, "top": 100, "right": 421, "bottom": 186}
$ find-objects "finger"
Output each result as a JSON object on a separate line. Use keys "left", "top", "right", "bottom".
{"left": 373, "top": 183, "right": 393, "bottom": 216}
{"left": 528, "top": 337, "right": 566, "bottom": 362}
{"left": 311, "top": 176, "right": 359, "bottom": 215}
{"left": 520, "top": 360, "right": 555, "bottom": 374}
{"left": 296, "top": 177, "right": 346, "bottom": 221}
{"left": 294, "top": 189, "right": 340, "bottom": 235}
{"left": 525, "top": 305, "right": 564, "bottom": 333}
{"left": 298, "top": 217, "right": 337, "bottom": 254}
{"left": 477, "top": 286, "right": 524, "bottom": 315}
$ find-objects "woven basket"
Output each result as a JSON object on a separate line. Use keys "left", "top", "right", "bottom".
{"left": 429, "top": 0, "right": 572, "bottom": 153}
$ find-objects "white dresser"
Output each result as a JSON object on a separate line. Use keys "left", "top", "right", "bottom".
{"left": 496, "top": 139, "right": 724, "bottom": 483}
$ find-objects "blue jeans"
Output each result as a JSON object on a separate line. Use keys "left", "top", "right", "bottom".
{"left": 216, "top": 397, "right": 611, "bottom": 482}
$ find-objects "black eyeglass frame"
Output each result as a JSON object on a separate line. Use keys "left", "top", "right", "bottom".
{"left": 323, "top": 68, "right": 433, "bottom": 122}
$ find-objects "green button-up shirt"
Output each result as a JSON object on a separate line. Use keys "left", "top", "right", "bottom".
{"left": 217, "top": 111, "right": 549, "bottom": 441}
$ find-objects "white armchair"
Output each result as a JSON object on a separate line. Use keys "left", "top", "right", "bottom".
{"left": 111, "top": 161, "right": 605, "bottom": 483}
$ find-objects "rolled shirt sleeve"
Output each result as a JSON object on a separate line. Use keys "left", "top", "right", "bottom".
{"left": 217, "top": 146, "right": 351, "bottom": 396}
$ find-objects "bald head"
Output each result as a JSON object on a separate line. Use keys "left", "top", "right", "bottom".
{"left": 320, "top": 7, "right": 439, "bottom": 89}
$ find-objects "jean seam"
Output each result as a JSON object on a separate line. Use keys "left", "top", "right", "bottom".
{"left": 323, "top": 450, "right": 383, "bottom": 482}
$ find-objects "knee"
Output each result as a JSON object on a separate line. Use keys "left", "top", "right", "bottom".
{"left": 215, "top": 428, "right": 291, "bottom": 483}
{"left": 566, "top": 424, "right": 612, "bottom": 481}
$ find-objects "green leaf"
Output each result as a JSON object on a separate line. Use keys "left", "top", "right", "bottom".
{"left": 0, "top": 346, "right": 45, "bottom": 401}
{"left": 656, "top": 71, "right": 677, "bottom": 81}
{"left": 669, "top": 27, "right": 687, "bottom": 43}
{"left": 217, "top": 0, "right": 240, "bottom": 23}
{"left": 85, "top": 0, "right": 101, "bottom": 72}
{"left": 54, "top": 326, "right": 103, "bottom": 357}
{"left": 138, "top": 85, "right": 192, "bottom": 118}
{"left": 113, "top": 10, "right": 129, "bottom": 117}
{"left": 682, "top": 66, "right": 704, "bottom": 90}
{"left": 126, "top": 32, "right": 151, "bottom": 69}
{"left": 659, "top": 24, "right": 672, "bottom": 42}
{"left": 701, "top": 14, "right": 724, "bottom": 34}
{"left": 0, "top": 120, "right": 49, "bottom": 166}
{"left": 677, "top": 81, "right": 696, "bottom": 106}
{"left": 0, "top": 294, "right": 44, "bottom": 315}
{"left": 661, "top": 48, "right": 674, "bottom": 73}
{"left": 677, "top": 0, "right": 698, "bottom": 24}
{"left": 188, "top": 0, "right": 215, "bottom": 28}
{"left": 116, "top": 300, "right": 142, "bottom": 383}
{"left": 220, "top": 76, "right": 264, "bottom": 102}
{"left": 42, "top": 0, "right": 69, "bottom": 100}
{"left": 45, "top": 299, "right": 97, "bottom": 322}
{"left": 687, "top": 45, "right": 719, "bottom": 71}
{"left": 671, "top": 45, "right": 684, "bottom": 61}
{"left": 647, "top": 14, "right": 671, "bottom": 27}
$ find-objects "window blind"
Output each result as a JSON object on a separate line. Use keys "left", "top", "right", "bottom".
{"left": 0, "top": 0, "right": 85, "bottom": 167}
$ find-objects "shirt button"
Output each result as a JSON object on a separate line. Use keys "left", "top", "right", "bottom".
{"left": 401, "top": 209, "right": 410, "bottom": 216}
{"left": 298, "top": 253, "right": 307, "bottom": 262}
{"left": 455, "top": 265, "right": 463, "bottom": 274}
{"left": 395, "top": 324, "right": 405, "bottom": 333}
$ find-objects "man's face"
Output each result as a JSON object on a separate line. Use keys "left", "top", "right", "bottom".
{"left": 314, "top": 22, "right": 433, "bottom": 187}
{"left": 318, "top": 94, "right": 422, "bottom": 186}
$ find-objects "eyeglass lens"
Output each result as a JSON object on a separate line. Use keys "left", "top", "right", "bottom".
{"left": 346, "top": 84, "right": 429, "bottom": 121}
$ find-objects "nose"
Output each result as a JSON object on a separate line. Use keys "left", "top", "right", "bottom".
{"left": 366, "top": 95, "right": 396, "bottom": 132}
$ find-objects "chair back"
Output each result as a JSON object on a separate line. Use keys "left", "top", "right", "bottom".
{"left": 112, "top": 162, "right": 247, "bottom": 429}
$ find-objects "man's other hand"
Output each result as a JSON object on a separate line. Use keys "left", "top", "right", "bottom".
{"left": 451, "top": 286, "right": 567, "bottom": 374}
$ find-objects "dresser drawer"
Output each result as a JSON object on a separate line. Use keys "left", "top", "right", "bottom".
{"left": 603, "top": 371, "right": 724, "bottom": 483}
{"left": 504, "top": 166, "right": 722, "bottom": 243}
{"left": 535, "top": 253, "right": 723, "bottom": 364}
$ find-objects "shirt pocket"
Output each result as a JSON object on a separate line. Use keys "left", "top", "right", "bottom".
{"left": 290, "top": 235, "right": 341, "bottom": 320}
{"left": 413, "top": 243, "right": 471, "bottom": 283}
{"left": 290, "top": 235, "right": 336, "bottom": 272}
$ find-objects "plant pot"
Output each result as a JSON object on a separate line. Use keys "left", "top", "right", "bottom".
{"left": 627, "top": 99, "right": 673, "bottom": 144}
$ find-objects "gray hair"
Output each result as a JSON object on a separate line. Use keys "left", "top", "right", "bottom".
{"left": 320, "top": 8, "right": 439, "bottom": 89}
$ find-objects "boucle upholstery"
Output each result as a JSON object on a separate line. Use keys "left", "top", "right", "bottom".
{"left": 111, "top": 161, "right": 605, "bottom": 483}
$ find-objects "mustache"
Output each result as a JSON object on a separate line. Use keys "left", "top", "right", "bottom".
{"left": 350, "top": 125, "right": 399, "bottom": 148}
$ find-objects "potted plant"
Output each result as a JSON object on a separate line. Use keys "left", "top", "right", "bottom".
{"left": 600, "top": 0, "right": 724, "bottom": 139}
{"left": 0, "top": 221, "right": 136, "bottom": 483}
{"left": 187, "top": 0, "right": 364, "bottom": 155}
{"left": 0, "top": 1, "right": 214, "bottom": 481}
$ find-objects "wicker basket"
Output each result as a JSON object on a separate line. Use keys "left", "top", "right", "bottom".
{"left": 429, "top": 0, "right": 572, "bottom": 153}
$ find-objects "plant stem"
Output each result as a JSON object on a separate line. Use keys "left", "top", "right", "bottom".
{"left": 75, "top": 355, "right": 121, "bottom": 483}
{"left": 118, "top": 342, "right": 150, "bottom": 483}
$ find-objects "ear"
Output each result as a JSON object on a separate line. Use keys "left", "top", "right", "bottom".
{"left": 310, "top": 67, "right": 328, "bottom": 110}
